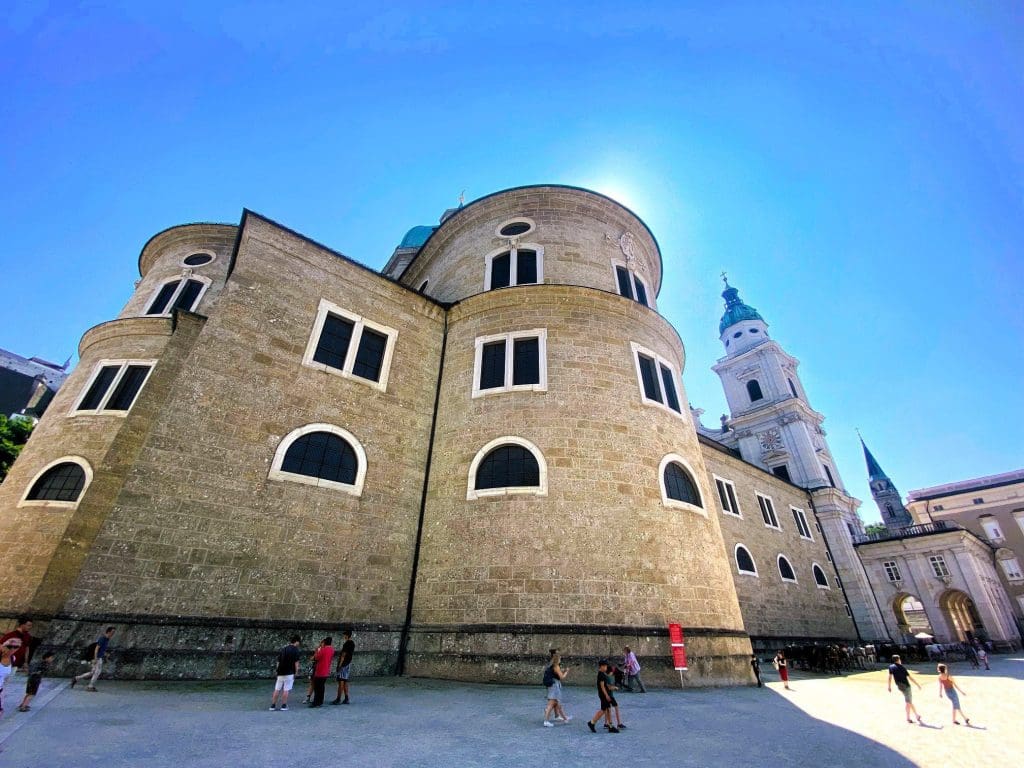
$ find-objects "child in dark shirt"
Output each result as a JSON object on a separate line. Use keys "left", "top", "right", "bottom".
{"left": 586, "top": 660, "right": 620, "bottom": 733}
{"left": 18, "top": 650, "right": 54, "bottom": 711}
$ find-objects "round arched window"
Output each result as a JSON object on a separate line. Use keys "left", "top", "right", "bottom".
{"left": 474, "top": 444, "right": 540, "bottom": 490}
{"left": 26, "top": 462, "right": 87, "bottom": 502}
{"left": 664, "top": 462, "right": 702, "bottom": 507}
{"left": 813, "top": 564, "right": 829, "bottom": 588}
{"left": 736, "top": 545, "right": 757, "bottom": 575}
{"left": 778, "top": 556, "right": 797, "bottom": 582}
{"left": 281, "top": 431, "right": 358, "bottom": 485}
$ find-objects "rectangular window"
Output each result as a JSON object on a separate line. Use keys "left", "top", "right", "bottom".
{"left": 756, "top": 493, "right": 780, "bottom": 529}
{"left": 73, "top": 360, "right": 155, "bottom": 415}
{"left": 791, "top": 507, "right": 812, "bottom": 539}
{"left": 516, "top": 250, "right": 538, "bottom": 284}
{"left": 980, "top": 518, "right": 1004, "bottom": 543}
{"left": 634, "top": 279, "right": 648, "bottom": 307}
{"left": 823, "top": 464, "right": 836, "bottom": 487}
{"left": 472, "top": 329, "right": 547, "bottom": 397}
{"left": 714, "top": 477, "right": 741, "bottom": 516}
{"left": 638, "top": 355, "right": 661, "bottom": 402}
{"left": 145, "top": 278, "right": 207, "bottom": 316}
{"left": 173, "top": 279, "right": 205, "bottom": 312}
{"left": 999, "top": 558, "right": 1023, "bottom": 581}
{"left": 929, "top": 555, "right": 950, "bottom": 578}
{"left": 1015, "top": 512, "right": 1024, "bottom": 537}
{"left": 616, "top": 266, "right": 634, "bottom": 300}
{"left": 613, "top": 262, "right": 652, "bottom": 308}
{"left": 659, "top": 364, "right": 680, "bottom": 412}
{"left": 631, "top": 343, "right": 683, "bottom": 416}
{"left": 972, "top": 498, "right": 984, "bottom": 505}
{"left": 772, "top": 465, "right": 792, "bottom": 482}
{"left": 826, "top": 550, "right": 832, "bottom": 562}
{"left": 303, "top": 300, "right": 398, "bottom": 391}
{"left": 490, "top": 253, "right": 511, "bottom": 289}
{"left": 486, "top": 247, "right": 544, "bottom": 290}
{"left": 146, "top": 282, "right": 179, "bottom": 315}
{"left": 883, "top": 560, "right": 901, "bottom": 582}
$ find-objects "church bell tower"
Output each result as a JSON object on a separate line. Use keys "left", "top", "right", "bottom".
{"left": 861, "top": 437, "right": 914, "bottom": 532}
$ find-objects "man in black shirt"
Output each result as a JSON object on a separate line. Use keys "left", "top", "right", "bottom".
{"left": 270, "top": 636, "right": 301, "bottom": 711}
{"left": 331, "top": 629, "right": 356, "bottom": 705}
{"left": 886, "top": 654, "right": 923, "bottom": 723}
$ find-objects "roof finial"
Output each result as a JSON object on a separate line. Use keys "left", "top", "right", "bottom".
{"left": 458, "top": 189, "right": 465, "bottom": 207}
{"left": 721, "top": 270, "right": 729, "bottom": 288}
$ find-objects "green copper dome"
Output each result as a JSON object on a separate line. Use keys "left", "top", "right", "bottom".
{"left": 398, "top": 225, "right": 436, "bottom": 249}
{"left": 719, "top": 281, "right": 764, "bottom": 334}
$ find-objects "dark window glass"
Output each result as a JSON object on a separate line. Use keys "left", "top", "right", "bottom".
{"left": 616, "top": 266, "right": 634, "bottom": 300}
{"left": 313, "top": 314, "right": 355, "bottom": 371}
{"left": 788, "top": 378, "right": 799, "bottom": 398}
{"left": 183, "top": 253, "right": 213, "bottom": 266}
{"left": 746, "top": 379, "right": 764, "bottom": 401}
{"left": 749, "top": 328, "right": 759, "bottom": 334}
{"left": 27, "top": 462, "right": 86, "bottom": 502}
{"left": 813, "top": 565, "right": 829, "bottom": 587}
{"left": 758, "top": 496, "right": 778, "bottom": 527}
{"left": 480, "top": 341, "right": 506, "bottom": 389}
{"left": 659, "top": 364, "right": 680, "bottom": 412}
{"left": 772, "top": 465, "right": 791, "bottom": 482}
{"left": 78, "top": 366, "right": 119, "bottom": 410}
{"left": 105, "top": 365, "right": 151, "bottom": 410}
{"left": 146, "top": 281, "right": 180, "bottom": 315}
{"left": 736, "top": 546, "right": 756, "bottom": 573}
{"left": 664, "top": 462, "right": 701, "bottom": 507}
{"left": 490, "top": 253, "right": 511, "bottom": 289}
{"left": 512, "top": 337, "right": 539, "bottom": 385}
{"left": 715, "top": 479, "right": 729, "bottom": 510}
{"left": 823, "top": 464, "right": 836, "bottom": 487}
{"left": 733, "top": 331, "right": 743, "bottom": 339}
{"left": 516, "top": 250, "right": 537, "bottom": 284}
{"left": 792, "top": 508, "right": 810, "bottom": 537}
{"left": 634, "top": 278, "right": 648, "bottom": 307}
{"left": 638, "top": 355, "right": 661, "bottom": 402}
{"left": 778, "top": 557, "right": 796, "bottom": 581}
{"left": 281, "top": 432, "right": 358, "bottom": 485}
{"left": 499, "top": 221, "right": 531, "bottom": 237}
{"left": 726, "top": 484, "right": 739, "bottom": 514}
{"left": 353, "top": 328, "right": 387, "bottom": 382}
{"left": 172, "top": 279, "right": 204, "bottom": 312}
{"left": 419, "top": 280, "right": 429, "bottom": 293}
{"left": 474, "top": 445, "right": 540, "bottom": 490}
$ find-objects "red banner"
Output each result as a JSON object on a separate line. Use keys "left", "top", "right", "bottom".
{"left": 668, "top": 623, "right": 683, "bottom": 644}
{"left": 671, "top": 644, "right": 688, "bottom": 670}
{"left": 668, "top": 622, "right": 687, "bottom": 670}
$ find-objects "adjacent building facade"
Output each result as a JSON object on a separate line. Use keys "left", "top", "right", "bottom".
{"left": 0, "top": 348, "right": 68, "bottom": 419}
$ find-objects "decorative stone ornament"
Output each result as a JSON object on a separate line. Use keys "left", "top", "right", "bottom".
{"left": 619, "top": 231, "right": 639, "bottom": 262}
{"left": 758, "top": 428, "right": 784, "bottom": 452}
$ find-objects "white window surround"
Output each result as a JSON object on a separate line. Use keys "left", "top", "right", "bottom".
{"left": 610, "top": 259, "right": 654, "bottom": 309}
{"left": 883, "top": 560, "right": 902, "bottom": 582}
{"left": 70, "top": 359, "right": 157, "bottom": 417}
{"left": 268, "top": 423, "right": 367, "bottom": 496}
{"left": 180, "top": 249, "right": 217, "bottom": 267}
{"left": 979, "top": 517, "right": 1004, "bottom": 543}
{"left": 791, "top": 506, "right": 813, "bottom": 540}
{"left": 17, "top": 455, "right": 94, "bottom": 508}
{"left": 812, "top": 562, "right": 830, "bottom": 589}
{"left": 302, "top": 299, "right": 398, "bottom": 392}
{"left": 777, "top": 554, "right": 798, "bottom": 583}
{"left": 658, "top": 453, "right": 707, "bottom": 517}
{"left": 929, "top": 554, "right": 950, "bottom": 578}
{"left": 482, "top": 243, "right": 545, "bottom": 291}
{"left": 734, "top": 543, "right": 758, "bottom": 577}
{"left": 471, "top": 329, "right": 548, "bottom": 398}
{"left": 713, "top": 474, "right": 742, "bottom": 517}
{"left": 998, "top": 555, "right": 1023, "bottom": 582}
{"left": 756, "top": 492, "right": 782, "bottom": 531}
{"left": 1015, "top": 510, "right": 1024, "bottom": 537}
{"left": 466, "top": 436, "right": 548, "bottom": 500}
{"left": 630, "top": 342, "right": 685, "bottom": 419}
{"left": 142, "top": 274, "right": 212, "bottom": 316}
{"left": 494, "top": 216, "right": 536, "bottom": 238}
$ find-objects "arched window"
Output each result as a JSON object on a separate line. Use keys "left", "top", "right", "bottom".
{"left": 145, "top": 276, "right": 210, "bottom": 315}
{"left": 812, "top": 563, "right": 830, "bottom": 588}
{"left": 658, "top": 454, "right": 704, "bottom": 513}
{"left": 19, "top": 457, "right": 93, "bottom": 507}
{"left": 484, "top": 245, "right": 543, "bottom": 290}
{"left": 269, "top": 424, "right": 366, "bottom": 495}
{"left": 467, "top": 437, "right": 547, "bottom": 499}
{"left": 746, "top": 379, "right": 764, "bottom": 402}
{"left": 735, "top": 545, "right": 757, "bottom": 575}
{"left": 777, "top": 555, "right": 797, "bottom": 583}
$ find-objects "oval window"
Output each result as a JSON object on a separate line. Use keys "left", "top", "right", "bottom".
{"left": 497, "top": 219, "right": 534, "bottom": 238}
{"left": 183, "top": 253, "right": 214, "bottom": 267}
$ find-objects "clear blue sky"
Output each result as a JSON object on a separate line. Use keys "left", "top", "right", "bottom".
{"left": 2, "top": 2, "right": 1022, "bottom": 522}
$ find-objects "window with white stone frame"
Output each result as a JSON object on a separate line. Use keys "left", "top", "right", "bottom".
{"left": 883, "top": 560, "right": 902, "bottom": 582}
{"left": 611, "top": 260, "right": 652, "bottom": 308}
{"left": 929, "top": 555, "right": 950, "bottom": 578}
{"left": 302, "top": 299, "right": 398, "bottom": 392}
{"left": 735, "top": 544, "right": 757, "bottom": 576}
{"left": 467, "top": 436, "right": 547, "bottom": 500}
{"left": 631, "top": 343, "right": 683, "bottom": 416}
{"left": 777, "top": 555, "right": 797, "bottom": 583}
{"left": 18, "top": 456, "right": 94, "bottom": 508}
{"left": 472, "top": 329, "right": 547, "bottom": 397}
{"left": 269, "top": 423, "right": 367, "bottom": 496}
{"left": 658, "top": 454, "right": 705, "bottom": 515}
{"left": 484, "top": 244, "right": 544, "bottom": 290}
{"left": 72, "top": 360, "right": 156, "bottom": 415}
{"left": 812, "top": 563, "right": 829, "bottom": 589}
{"left": 143, "top": 275, "right": 211, "bottom": 316}
{"left": 998, "top": 555, "right": 1023, "bottom": 582}
{"left": 713, "top": 476, "right": 741, "bottom": 516}
{"left": 979, "top": 516, "right": 1004, "bottom": 543}
{"left": 756, "top": 492, "right": 781, "bottom": 530}
{"left": 791, "top": 507, "right": 813, "bottom": 540}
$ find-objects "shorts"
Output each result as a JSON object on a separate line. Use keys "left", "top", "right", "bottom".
{"left": 546, "top": 680, "right": 562, "bottom": 701}
{"left": 945, "top": 688, "right": 960, "bottom": 709}
{"left": 896, "top": 682, "right": 912, "bottom": 703}
{"left": 336, "top": 664, "right": 351, "bottom": 681}
{"left": 274, "top": 674, "right": 295, "bottom": 692}
{"left": 26, "top": 674, "right": 42, "bottom": 696}
{"left": 600, "top": 696, "right": 618, "bottom": 710}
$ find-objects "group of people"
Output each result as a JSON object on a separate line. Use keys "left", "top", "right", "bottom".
{"left": 269, "top": 629, "right": 355, "bottom": 711}
{"left": 541, "top": 645, "right": 646, "bottom": 732}
{"left": 886, "top": 654, "right": 973, "bottom": 726}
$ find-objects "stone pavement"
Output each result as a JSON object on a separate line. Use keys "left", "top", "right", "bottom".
{"left": 0, "top": 656, "right": 1021, "bottom": 767}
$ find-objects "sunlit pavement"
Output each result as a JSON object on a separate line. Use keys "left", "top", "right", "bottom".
{"left": 0, "top": 656, "right": 1020, "bottom": 767}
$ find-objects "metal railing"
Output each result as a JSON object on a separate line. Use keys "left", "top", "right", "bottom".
{"left": 853, "top": 520, "right": 959, "bottom": 545}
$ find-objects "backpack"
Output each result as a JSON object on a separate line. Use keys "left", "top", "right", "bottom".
{"left": 542, "top": 664, "right": 555, "bottom": 687}
{"left": 80, "top": 641, "right": 98, "bottom": 661}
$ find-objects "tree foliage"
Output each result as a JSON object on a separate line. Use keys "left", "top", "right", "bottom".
{"left": 863, "top": 522, "right": 888, "bottom": 537}
{"left": 0, "top": 414, "right": 35, "bottom": 482}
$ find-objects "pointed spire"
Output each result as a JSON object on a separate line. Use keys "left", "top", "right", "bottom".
{"left": 859, "top": 432, "right": 888, "bottom": 482}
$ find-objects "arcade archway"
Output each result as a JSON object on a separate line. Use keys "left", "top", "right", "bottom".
{"left": 892, "top": 593, "right": 933, "bottom": 640}
{"left": 939, "top": 589, "right": 984, "bottom": 642}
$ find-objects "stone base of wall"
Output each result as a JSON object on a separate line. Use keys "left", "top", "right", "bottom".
{"left": 403, "top": 624, "right": 754, "bottom": 687}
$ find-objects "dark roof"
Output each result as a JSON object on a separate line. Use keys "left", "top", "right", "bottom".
{"left": 0, "top": 347, "right": 68, "bottom": 390}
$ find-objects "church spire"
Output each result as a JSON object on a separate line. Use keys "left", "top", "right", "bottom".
{"left": 859, "top": 434, "right": 888, "bottom": 482}
{"left": 859, "top": 434, "right": 913, "bottom": 531}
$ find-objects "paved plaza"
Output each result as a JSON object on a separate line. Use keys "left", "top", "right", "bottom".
{"left": 0, "top": 656, "right": 1021, "bottom": 768}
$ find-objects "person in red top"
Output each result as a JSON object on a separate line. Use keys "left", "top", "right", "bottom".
{"left": 0, "top": 618, "right": 33, "bottom": 671}
{"left": 309, "top": 637, "right": 334, "bottom": 708}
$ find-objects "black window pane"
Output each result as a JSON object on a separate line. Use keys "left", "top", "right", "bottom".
{"left": 772, "top": 465, "right": 791, "bottom": 482}
{"left": 27, "top": 462, "right": 86, "bottom": 502}
{"left": 499, "top": 221, "right": 531, "bottom": 237}
{"left": 634, "top": 279, "right": 648, "bottom": 307}
{"left": 779, "top": 558, "right": 795, "bottom": 580}
{"left": 172, "top": 279, "right": 204, "bottom": 312}
{"left": 747, "top": 379, "right": 764, "bottom": 401}
{"left": 788, "top": 378, "right": 799, "bottom": 398}
{"left": 758, "top": 496, "right": 771, "bottom": 526}
{"left": 490, "top": 253, "right": 511, "bottom": 289}
{"left": 516, "top": 250, "right": 537, "bottom": 284}
{"left": 716, "top": 479, "right": 729, "bottom": 509}
{"left": 726, "top": 484, "right": 739, "bottom": 514}
{"left": 480, "top": 341, "right": 506, "bottom": 389}
{"left": 616, "top": 266, "right": 634, "bottom": 300}
{"left": 475, "top": 445, "right": 540, "bottom": 490}
{"left": 664, "top": 462, "right": 701, "bottom": 507}
{"left": 814, "top": 566, "right": 828, "bottom": 587}
{"left": 512, "top": 337, "right": 539, "bottom": 385}
{"left": 78, "top": 366, "right": 119, "bottom": 410}
{"left": 660, "top": 364, "right": 680, "bottom": 412}
{"left": 638, "top": 355, "right": 661, "bottom": 402}
{"left": 736, "top": 547, "right": 755, "bottom": 573}
{"left": 353, "top": 328, "right": 388, "bottom": 382}
{"left": 106, "top": 365, "right": 151, "bottom": 410}
{"left": 146, "top": 281, "right": 180, "bottom": 315}
{"left": 313, "top": 314, "right": 355, "bottom": 371}
{"left": 281, "top": 432, "right": 357, "bottom": 485}
{"left": 824, "top": 465, "right": 836, "bottom": 487}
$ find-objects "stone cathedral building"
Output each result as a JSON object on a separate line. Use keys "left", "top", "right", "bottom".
{"left": 2, "top": 185, "right": 886, "bottom": 684}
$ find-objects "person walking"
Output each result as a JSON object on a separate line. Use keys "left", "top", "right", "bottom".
{"left": 0, "top": 637, "right": 20, "bottom": 717}
{"left": 751, "top": 655, "right": 762, "bottom": 687}
{"left": 0, "top": 617, "right": 33, "bottom": 672}
{"left": 773, "top": 650, "right": 790, "bottom": 690}
{"left": 72, "top": 626, "right": 115, "bottom": 692}
{"left": 308, "top": 637, "right": 333, "bottom": 708}
{"left": 330, "top": 629, "right": 355, "bottom": 705}
{"left": 586, "top": 660, "right": 620, "bottom": 734}
{"left": 270, "top": 636, "right": 301, "bottom": 711}
{"left": 542, "top": 650, "right": 571, "bottom": 727}
{"left": 937, "top": 664, "right": 970, "bottom": 725}
{"left": 18, "top": 649, "right": 54, "bottom": 712}
{"left": 975, "top": 643, "right": 990, "bottom": 670}
{"left": 887, "top": 654, "right": 923, "bottom": 724}
{"left": 622, "top": 646, "right": 646, "bottom": 693}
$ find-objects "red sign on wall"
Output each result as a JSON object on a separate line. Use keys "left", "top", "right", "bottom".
{"left": 668, "top": 622, "right": 687, "bottom": 671}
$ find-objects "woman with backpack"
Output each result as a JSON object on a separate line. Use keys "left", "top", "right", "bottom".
{"left": 542, "top": 650, "right": 571, "bottom": 727}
